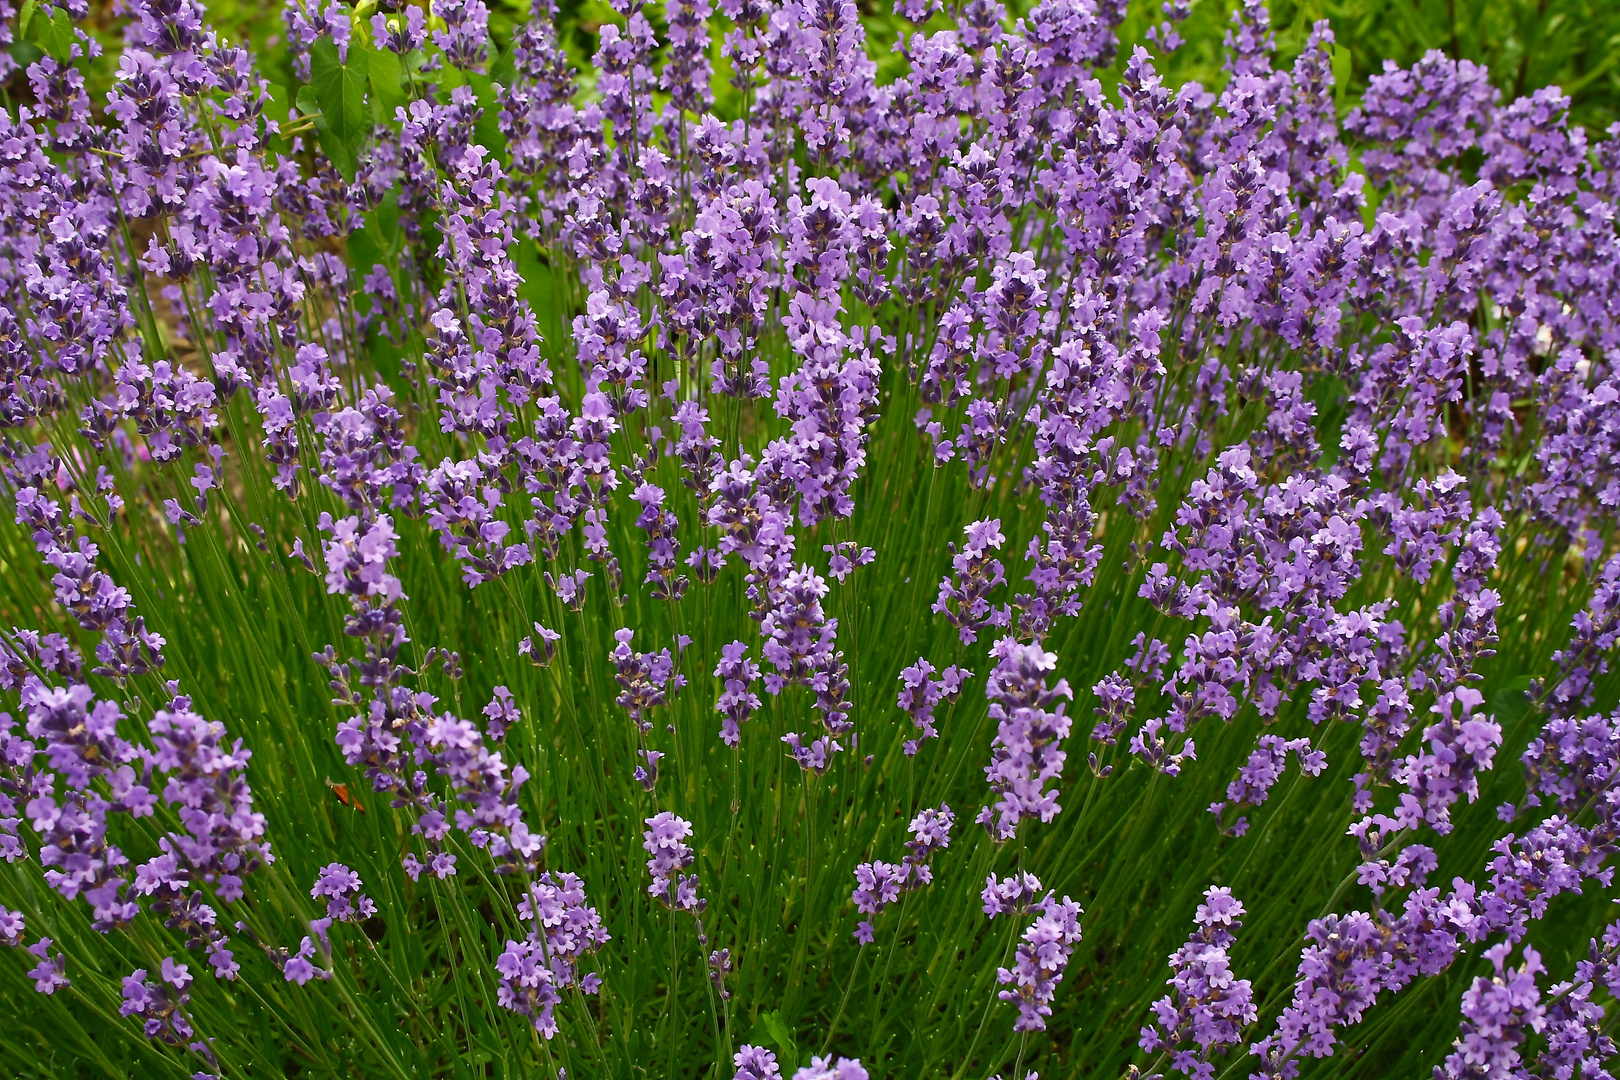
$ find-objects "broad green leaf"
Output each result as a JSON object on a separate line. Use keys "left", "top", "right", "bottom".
{"left": 1332, "top": 44, "right": 1353, "bottom": 108}
{"left": 347, "top": 221, "right": 383, "bottom": 279}
{"left": 489, "top": 49, "right": 515, "bottom": 87}
{"left": 17, "top": 0, "right": 36, "bottom": 40}
{"left": 369, "top": 46, "right": 407, "bottom": 125}
{"left": 36, "top": 7, "right": 72, "bottom": 61}
{"left": 755, "top": 1011, "right": 798, "bottom": 1067}
{"left": 310, "top": 37, "right": 371, "bottom": 180}
{"left": 435, "top": 63, "right": 466, "bottom": 92}
{"left": 464, "top": 46, "right": 507, "bottom": 155}
{"left": 350, "top": 192, "right": 402, "bottom": 268}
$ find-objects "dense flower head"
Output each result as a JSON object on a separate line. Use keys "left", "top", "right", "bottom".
{"left": 791, "top": 1057, "right": 868, "bottom": 1080}
{"left": 715, "top": 639, "right": 763, "bottom": 746}
{"left": 997, "top": 894, "right": 1083, "bottom": 1031}
{"left": 644, "top": 811, "right": 703, "bottom": 911}
{"left": 898, "top": 658, "right": 971, "bottom": 755}
{"left": 1438, "top": 943, "right": 1546, "bottom": 1080}
{"left": 980, "top": 638, "right": 1073, "bottom": 841}
{"left": 735, "top": 1045, "right": 782, "bottom": 1080}
{"left": 1139, "top": 887, "right": 1257, "bottom": 1078}
{"left": 310, "top": 863, "right": 376, "bottom": 923}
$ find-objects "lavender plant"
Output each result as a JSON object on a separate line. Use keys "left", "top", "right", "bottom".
{"left": 0, "top": 0, "right": 1617, "bottom": 1076}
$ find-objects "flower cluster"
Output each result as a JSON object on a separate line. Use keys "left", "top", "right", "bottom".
{"left": 897, "top": 658, "right": 971, "bottom": 756}
{"left": 980, "top": 640, "right": 1073, "bottom": 841}
{"left": 850, "top": 803, "right": 954, "bottom": 942}
{"left": 1138, "top": 888, "right": 1257, "bottom": 1079}
{"left": 644, "top": 811, "right": 704, "bottom": 912}
{"left": 996, "top": 894, "right": 1084, "bottom": 1032}
{"left": 496, "top": 872, "right": 611, "bottom": 1038}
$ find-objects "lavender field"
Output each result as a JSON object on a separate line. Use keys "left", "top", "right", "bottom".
{"left": 0, "top": 0, "right": 1616, "bottom": 1076}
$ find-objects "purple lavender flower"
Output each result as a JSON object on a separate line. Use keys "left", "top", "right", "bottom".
{"left": 735, "top": 1045, "right": 782, "bottom": 1080}
{"left": 934, "top": 519, "right": 1013, "bottom": 645}
{"left": 1138, "top": 887, "right": 1256, "bottom": 1078}
{"left": 0, "top": 905, "right": 24, "bottom": 945}
{"left": 612, "top": 629, "right": 686, "bottom": 789}
{"left": 897, "top": 659, "right": 971, "bottom": 755}
{"left": 851, "top": 803, "right": 956, "bottom": 941}
{"left": 25, "top": 938, "right": 68, "bottom": 993}
{"left": 276, "top": 934, "right": 328, "bottom": 986}
{"left": 1438, "top": 943, "right": 1546, "bottom": 1079}
{"left": 1533, "top": 920, "right": 1620, "bottom": 1079}
{"left": 120, "top": 957, "right": 201, "bottom": 1047}
{"left": 709, "top": 947, "right": 733, "bottom": 1001}
{"left": 1209, "top": 736, "right": 1326, "bottom": 837}
{"left": 518, "top": 624, "right": 563, "bottom": 667}
{"left": 791, "top": 1057, "right": 868, "bottom": 1080}
{"left": 980, "top": 639, "right": 1074, "bottom": 841}
{"left": 310, "top": 863, "right": 376, "bottom": 923}
{"left": 763, "top": 566, "right": 854, "bottom": 771}
{"left": 715, "top": 640, "right": 763, "bottom": 746}
{"left": 644, "top": 812, "right": 704, "bottom": 912}
{"left": 983, "top": 871, "right": 1045, "bottom": 918}
{"left": 997, "top": 894, "right": 1083, "bottom": 1031}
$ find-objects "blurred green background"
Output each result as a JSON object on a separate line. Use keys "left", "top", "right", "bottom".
{"left": 10, "top": 0, "right": 1615, "bottom": 132}
{"left": 198, "top": 0, "right": 1620, "bottom": 132}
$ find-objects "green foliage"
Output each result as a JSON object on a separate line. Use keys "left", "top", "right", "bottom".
{"left": 1076, "top": 0, "right": 1620, "bottom": 129}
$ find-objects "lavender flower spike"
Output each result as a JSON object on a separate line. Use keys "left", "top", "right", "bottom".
{"left": 980, "top": 638, "right": 1074, "bottom": 841}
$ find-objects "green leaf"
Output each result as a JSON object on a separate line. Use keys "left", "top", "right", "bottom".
{"left": 1490, "top": 674, "right": 1536, "bottom": 731}
{"left": 17, "top": 0, "right": 37, "bottom": 40}
{"left": 294, "top": 83, "right": 320, "bottom": 118}
{"left": 435, "top": 63, "right": 466, "bottom": 92}
{"left": 754, "top": 1011, "right": 798, "bottom": 1066}
{"left": 369, "top": 46, "right": 407, "bottom": 125}
{"left": 264, "top": 83, "right": 292, "bottom": 127}
{"left": 350, "top": 191, "right": 402, "bottom": 266}
{"left": 1332, "top": 44, "right": 1353, "bottom": 108}
{"left": 310, "top": 37, "right": 371, "bottom": 180}
{"left": 347, "top": 226, "right": 383, "bottom": 282}
{"left": 489, "top": 49, "right": 515, "bottom": 87}
{"left": 35, "top": 7, "right": 73, "bottom": 61}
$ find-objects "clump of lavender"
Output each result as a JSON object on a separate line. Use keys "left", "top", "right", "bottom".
{"left": 1137, "top": 887, "right": 1257, "bottom": 1079}
{"left": 1438, "top": 943, "right": 1546, "bottom": 1080}
{"left": 3, "top": 0, "right": 1620, "bottom": 1072}
{"left": 735, "top": 1045, "right": 783, "bottom": 1080}
{"left": 644, "top": 811, "right": 704, "bottom": 912}
{"left": 1209, "top": 736, "right": 1326, "bottom": 837}
{"left": 121, "top": 958, "right": 204, "bottom": 1053}
{"left": 934, "top": 520, "right": 1013, "bottom": 645}
{"left": 715, "top": 640, "right": 763, "bottom": 746}
{"left": 612, "top": 627, "right": 688, "bottom": 788}
{"left": 983, "top": 872, "right": 1047, "bottom": 919}
{"left": 310, "top": 863, "right": 376, "bottom": 923}
{"left": 791, "top": 1057, "right": 868, "bottom": 1080}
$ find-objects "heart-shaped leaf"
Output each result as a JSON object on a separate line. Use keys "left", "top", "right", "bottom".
{"left": 309, "top": 37, "right": 371, "bottom": 180}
